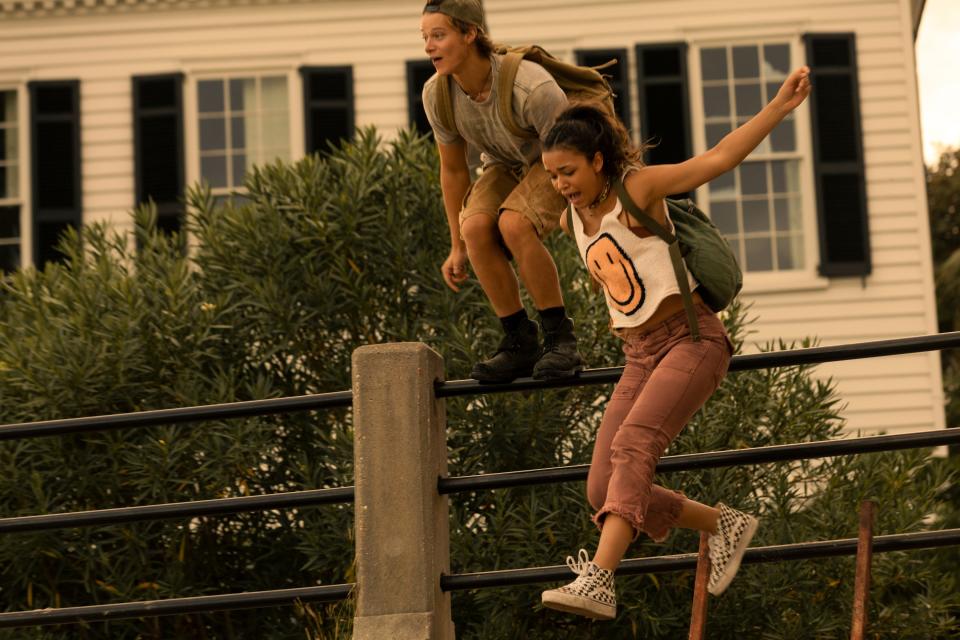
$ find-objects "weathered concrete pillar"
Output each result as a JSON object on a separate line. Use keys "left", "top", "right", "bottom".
{"left": 351, "top": 343, "right": 454, "bottom": 640}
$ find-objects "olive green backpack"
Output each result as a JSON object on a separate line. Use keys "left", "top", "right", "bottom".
{"left": 565, "top": 180, "right": 742, "bottom": 341}
{"left": 435, "top": 44, "right": 617, "bottom": 138}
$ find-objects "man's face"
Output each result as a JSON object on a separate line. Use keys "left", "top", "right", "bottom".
{"left": 421, "top": 12, "right": 473, "bottom": 75}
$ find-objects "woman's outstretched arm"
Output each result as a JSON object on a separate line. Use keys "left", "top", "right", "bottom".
{"left": 626, "top": 65, "right": 811, "bottom": 210}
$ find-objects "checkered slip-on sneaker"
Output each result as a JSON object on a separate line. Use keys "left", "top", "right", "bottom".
{"left": 541, "top": 549, "right": 616, "bottom": 620}
{"left": 707, "top": 503, "right": 759, "bottom": 596}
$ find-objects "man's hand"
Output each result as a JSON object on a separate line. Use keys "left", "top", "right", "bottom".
{"left": 441, "top": 246, "right": 470, "bottom": 292}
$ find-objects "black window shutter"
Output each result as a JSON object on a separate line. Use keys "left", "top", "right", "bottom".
{"left": 29, "top": 80, "right": 81, "bottom": 267}
{"left": 132, "top": 73, "right": 184, "bottom": 236}
{"left": 406, "top": 60, "right": 436, "bottom": 136}
{"left": 575, "top": 48, "right": 631, "bottom": 131}
{"left": 804, "top": 33, "right": 870, "bottom": 277}
{"left": 300, "top": 66, "right": 355, "bottom": 154}
{"left": 635, "top": 43, "right": 692, "bottom": 199}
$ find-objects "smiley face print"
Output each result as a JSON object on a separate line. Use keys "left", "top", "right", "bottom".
{"left": 585, "top": 233, "right": 646, "bottom": 316}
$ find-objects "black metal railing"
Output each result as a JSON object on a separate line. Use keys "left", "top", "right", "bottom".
{"left": 0, "top": 331, "right": 957, "bottom": 629}
{"left": 441, "top": 528, "right": 960, "bottom": 590}
{"left": 0, "top": 390, "right": 356, "bottom": 628}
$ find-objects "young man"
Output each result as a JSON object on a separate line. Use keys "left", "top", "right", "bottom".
{"left": 420, "top": 0, "right": 583, "bottom": 383}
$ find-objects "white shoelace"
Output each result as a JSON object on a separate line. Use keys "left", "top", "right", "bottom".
{"left": 566, "top": 548, "right": 592, "bottom": 577}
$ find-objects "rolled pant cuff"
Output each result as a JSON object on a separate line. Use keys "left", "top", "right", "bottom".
{"left": 592, "top": 503, "right": 645, "bottom": 541}
{"left": 643, "top": 490, "right": 685, "bottom": 543}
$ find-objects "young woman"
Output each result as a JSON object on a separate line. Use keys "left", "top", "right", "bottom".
{"left": 539, "top": 66, "right": 811, "bottom": 620}
{"left": 419, "top": 0, "right": 583, "bottom": 383}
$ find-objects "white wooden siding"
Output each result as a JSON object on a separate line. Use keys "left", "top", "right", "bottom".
{"left": 0, "top": 0, "right": 944, "bottom": 436}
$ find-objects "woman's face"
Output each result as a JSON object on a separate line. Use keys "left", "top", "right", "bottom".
{"left": 420, "top": 13, "right": 474, "bottom": 76}
{"left": 542, "top": 147, "right": 605, "bottom": 208}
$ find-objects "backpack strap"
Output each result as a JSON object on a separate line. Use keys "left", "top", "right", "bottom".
{"left": 564, "top": 203, "right": 575, "bottom": 239}
{"left": 613, "top": 180, "right": 700, "bottom": 342}
{"left": 497, "top": 51, "right": 539, "bottom": 140}
{"left": 435, "top": 74, "right": 457, "bottom": 134}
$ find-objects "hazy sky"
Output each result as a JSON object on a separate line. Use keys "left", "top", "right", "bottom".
{"left": 916, "top": 0, "right": 960, "bottom": 166}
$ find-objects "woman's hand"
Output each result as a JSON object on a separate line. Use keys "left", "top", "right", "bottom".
{"left": 441, "top": 245, "right": 470, "bottom": 292}
{"left": 774, "top": 66, "right": 812, "bottom": 113}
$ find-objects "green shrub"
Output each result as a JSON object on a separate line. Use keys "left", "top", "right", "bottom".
{"left": 0, "top": 129, "right": 956, "bottom": 639}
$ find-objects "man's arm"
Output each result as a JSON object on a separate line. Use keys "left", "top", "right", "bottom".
{"left": 438, "top": 139, "right": 471, "bottom": 291}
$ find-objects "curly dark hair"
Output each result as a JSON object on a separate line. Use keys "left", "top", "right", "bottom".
{"left": 543, "top": 102, "right": 648, "bottom": 179}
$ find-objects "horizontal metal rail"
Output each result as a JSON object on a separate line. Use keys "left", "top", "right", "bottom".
{"left": 0, "top": 486, "right": 355, "bottom": 534}
{"left": 0, "top": 583, "right": 353, "bottom": 629}
{"left": 436, "top": 331, "right": 960, "bottom": 399}
{"left": 0, "top": 391, "right": 352, "bottom": 441}
{"left": 441, "top": 527, "right": 960, "bottom": 590}
{"left": 438, "top": 425, "right": 960, "bottom": 494}
{"left": 1, "top": 333, "right": 956, "bottom": 440}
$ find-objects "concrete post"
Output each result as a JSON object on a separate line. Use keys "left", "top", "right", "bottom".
{"left": 351, "top": 343, "right": 454, "bottom": 640}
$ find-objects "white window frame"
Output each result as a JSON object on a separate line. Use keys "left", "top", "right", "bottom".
{"left": 0, "top": 85, "right": 30, "bottom": 270}
{"left": 183, "top": 64, "right": 303, "bottom": 200}
{"left": 688, "top": 36, "right": 826, "bottom": 293}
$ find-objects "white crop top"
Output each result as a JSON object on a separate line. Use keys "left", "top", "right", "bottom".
{"left": 570, "top": 197, "right": 699, "bottom": 329}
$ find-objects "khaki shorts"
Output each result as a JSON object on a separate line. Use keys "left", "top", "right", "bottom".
{"left": 458, "top": 162, "right": 566, "bottom": 237}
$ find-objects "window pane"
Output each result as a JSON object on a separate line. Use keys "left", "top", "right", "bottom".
{"left": 700, "top": 48, "right": 727, "bottom": 81}
{"left": 702, "top": 85, "right": 730, "bottom": 118}
{"left": 710, "top": 170, "right": 736, "bottom": 198}
{"left": 777, "top": 234, "right": 804, "bottom": 270}
{"left": 199, "top": 117, "right": 226, "bottom": 151}
{"left": 0, "top": 205, "right": 19, "bottom": 238}
{"left": 763, "top": 44, "right": 791, "bottom": 79}
{"left": 740, "top": 162, "right": 767, "bottom": 195}
{"left": 1, "top": 127, "right": 17, "bottom": 161}
{"left": 770, "top": 118, "right": 796, "bottom": 152}
{"left": 732, "top": 46, "right": 759, "bottom": 78}
{"left": 0, "top": 244, "right": 19, "bottom": 272}
{"left": 0, "top": 164, "right": 17, "bottom": 199}
{"left": 765, "top": 81, "right": 781, "bottom": 104}
{"left": 727, "top": 236, "right": 743, "bottom": 264}
{"left": 735, "top": 83, "right": 762, "bottom": 116}
{"left": 742, "top": 198, "right": 770, "bottom": 233}
{"left": 261, "top": 77, "right": 288, "bottom": 111}
{"left": 774, "top": 195, "right": 803, "bottom": 232}
{"left": 230, "top": 78, "right": 250, "bottom": 112}
{"left": 745, "top": 237, "right": 773, "bottom": 271}
{"left": 706, "top": 122, "right": 731, "bottom": 148}
{"left": 231, "top": 153, "right": 247, "bottom": 187}
{"left": 262, "top": 113, "right": 289, "bottom": 152}
{"left": 231, "top": 116, "right": 246, "bottom": 150}
{"left": 710, "top": 200, "right": 738, "bottom": 234}
{"left": 201, "top": 154, "right": 227, "bottom": 188}
{"left": 0, "top": 92, "right": 16, "bottom": 122}
{"left": 198, "top": 80, "right": 224, "bottom": 113}
{"left": 770, "top": 160, "right": 800, "bottom": 194}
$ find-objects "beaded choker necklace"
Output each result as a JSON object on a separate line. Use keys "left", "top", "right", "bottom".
{"left": 585, "top": 178, "right": 611, "bottom": 211}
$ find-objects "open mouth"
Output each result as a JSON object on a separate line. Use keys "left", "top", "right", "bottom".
{"left": 563, "top": 191, "right": 583, "bottom": 205}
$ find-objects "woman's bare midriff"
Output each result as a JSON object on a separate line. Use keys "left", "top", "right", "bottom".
{"left": 613, "top": 291, "right": 707, "bottom": 338}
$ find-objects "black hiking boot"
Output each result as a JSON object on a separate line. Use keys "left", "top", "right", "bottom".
{"left": 470, "top": 319, "right": 540, "bottom": 383}
{"left": 533, "top": 318, "right": 584, "bottom": 380}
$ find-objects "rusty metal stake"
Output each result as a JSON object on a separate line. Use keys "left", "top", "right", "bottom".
{"left": 851, "top": 500, "right": 875, "bottom": 640}
{"left": 688, "top": 531, "right": 711, "bottom": 640}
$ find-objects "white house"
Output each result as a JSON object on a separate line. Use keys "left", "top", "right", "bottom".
{"left": 0, "top": 0, "right": 944, "bottom": 435}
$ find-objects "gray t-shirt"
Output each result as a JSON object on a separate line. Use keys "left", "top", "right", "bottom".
{"left": 422, "top": 54, "right": 568, "bottom": 171}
